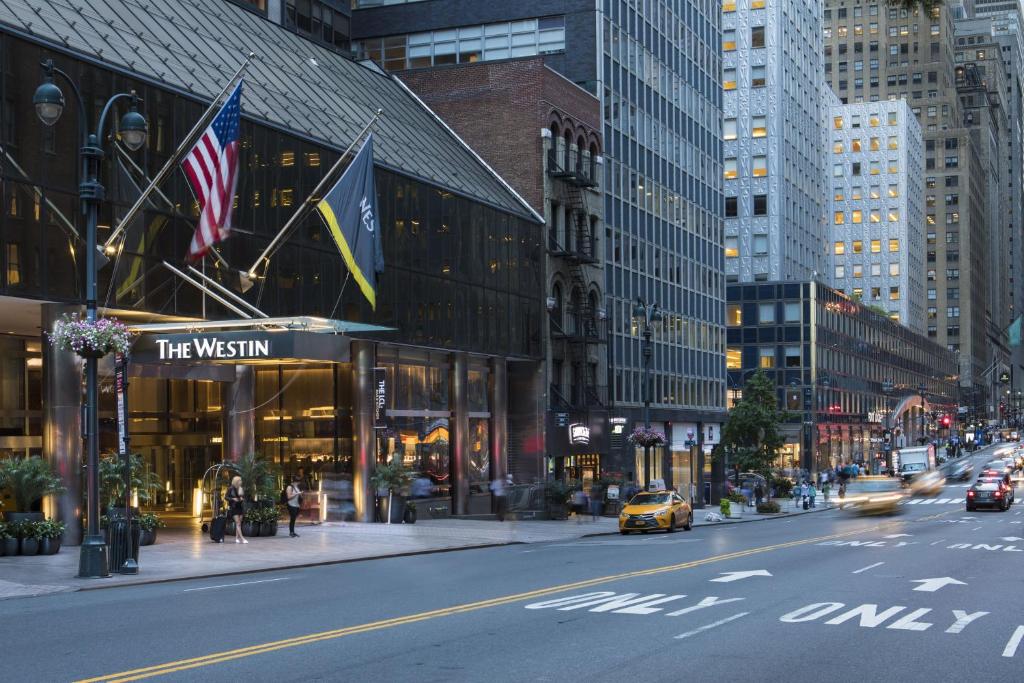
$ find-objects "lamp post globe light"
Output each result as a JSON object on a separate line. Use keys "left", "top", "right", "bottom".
{"left": 34, "top": 59, "right": 148, "bottom": 579}
{"left": 633, "top": 297, "right": 662, "bottom": 489}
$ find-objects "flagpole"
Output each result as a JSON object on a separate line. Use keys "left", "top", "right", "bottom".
{"left": 243, "top": 108, "right": 384, "bottom": 278}
{"left": 102, "top": 53, "right": 255, "bottom": 252}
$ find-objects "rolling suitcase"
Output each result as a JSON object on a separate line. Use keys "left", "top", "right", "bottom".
{"left": 210, "top": 514, "right": 227, "bottom": 543}
{"left": 802, "top": 497, "right": 809, "bottom": 510}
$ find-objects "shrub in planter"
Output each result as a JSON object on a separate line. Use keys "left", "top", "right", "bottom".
{"left": 138, "top": 513, "right": 165, "bottom": 546}
{"left": 719, "top": 499, "right": 730, "bottom": 516}
{"left": 250, "top": 505, "right": 279, "bottom": 537}
{"left": 0, "top": 522, "right": 9, "bottom": 556}
{"left": 544, "top": 480, "right": 570, "bottom": 519}
{"left": 403, "top": 500, "right": 417, "bottom": 524}
{"left": 37, "top": 518, "right": 66, "bottom": 555}
{"left": 756, "top": 501, "right": 781, "bottom": 514}
{"left": 1, "top": 525, "right": 16, "bottom": 556}
{"left": 0, "top": 455, "right": 64, "bottom": 522}
{"left": 727, "top": 491, "right": 749, "bottom": 506}
{"left": 98, "top": 453, "right": 162, "bottom": 510}
{"left": 16, "top": 520, "right": 40, "bottom": 555}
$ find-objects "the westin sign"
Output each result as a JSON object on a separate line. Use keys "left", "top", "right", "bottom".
{"left": 156, "top": 337, "right": 271, "bottom": 360}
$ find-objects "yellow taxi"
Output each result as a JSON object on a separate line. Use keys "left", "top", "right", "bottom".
{"left": 908, "top": 470, "right": 946, "bottom": 497}
{"left": 619, "top": 490, "right": 692, "bottom": 534}
{"left": 840, "top": 476, "right": 907, "bottom": 515}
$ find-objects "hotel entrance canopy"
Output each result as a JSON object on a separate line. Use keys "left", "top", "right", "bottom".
{"left": 129, "top": 317, "right": 392, "bottom": 366}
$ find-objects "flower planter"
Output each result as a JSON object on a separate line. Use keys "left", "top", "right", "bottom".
{"left": 403, "top": 506, "right": 417, "bottom": 524}
{"left": 20, "top": 538, "right": 39, "bottom": 556}
{"left": 2, "top": 537, "right": 17, "bottom": 556}
{"left": 546, "top": 503, "right": 569, "bottom": 520}
{"left": 225, "top": 519, "right": 236, "bottom": 536}
{"left": 259, "top": 522, "right": 276, "bottom": 537}
{"left": 139, "top": 529, "right": 157, "bottom": 546}
{"left": 39, "top": 537, "right": 62, "bottom": 555}
{"left": 241, "top": 521, "right": 258, "bottom": 537}
{"left": 728, "top": 506, "right": 743, "bottom": 519}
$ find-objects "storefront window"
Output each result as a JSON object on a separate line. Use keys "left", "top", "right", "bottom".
{"left": 392, "top": 416, "right": 450, "bottom": 499}
{"left": 468, "top": 418, "right": 490, "bottom": 493}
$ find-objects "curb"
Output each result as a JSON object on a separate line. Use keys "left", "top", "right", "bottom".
{"left": 43, "top": 540, "right": 526, "bottom": 596}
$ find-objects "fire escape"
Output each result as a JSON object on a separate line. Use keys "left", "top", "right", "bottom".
{"left": 547, "top": 147, "right": 606, "bottom": 411}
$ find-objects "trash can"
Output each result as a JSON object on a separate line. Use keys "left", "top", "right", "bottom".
{"left": 107, "top": 513, "right": 140, "bottom": 574}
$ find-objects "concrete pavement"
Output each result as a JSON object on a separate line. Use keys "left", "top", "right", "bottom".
{"left": 0, "top": 498, "right": 828, "bottom": 600}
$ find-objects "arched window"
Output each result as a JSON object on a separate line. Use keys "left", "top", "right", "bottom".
{"left": 589, "top": 141, "right": 600, "bottom": 180}
{"left": 563, "top": 129, "right": 573, "bottom": 170}
{"left": 569, "top": 287, "right": 583, "bottom": 335}
{"left": 576, "top": 134, "right": 587, "bottom": 173}
{"left": 550, "top": 282, "right": 563, "bottom": 330}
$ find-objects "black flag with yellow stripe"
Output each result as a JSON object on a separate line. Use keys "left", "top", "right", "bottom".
{"left": 316, "top": 134, "right": 384, "bottom": 309}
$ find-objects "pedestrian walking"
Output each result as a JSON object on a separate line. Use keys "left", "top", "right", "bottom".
{"left": 589, "top": 487, "right": 602, "bottom": 521}
{"left": 572, "top": 488, "right": 588, "bottom": 523}
{"left": 286, "top": 475, "right": 302, "bottom": 537}
{"left": 754, "top": 482, "right": 764, "bottom": 506}
{"left": 800, "top": 481, "right": 810, "bottom": 510}
{"left": 808, "top": 483, "right": 817, "bottom": 508}
{"left": 490, "top": 475, "right": 508, "bottom": 522}
{"left": 226, "top": 476, "right": 247, "bottom": 544}
{"left": 822, "top": 480, "right": 831, "bottom": 505}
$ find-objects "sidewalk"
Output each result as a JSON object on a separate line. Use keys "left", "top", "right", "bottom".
{"left": 0, "top": 500, "right": 828, "bottom": 600}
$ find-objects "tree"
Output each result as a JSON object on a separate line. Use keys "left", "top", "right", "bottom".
{"left": 720, "top": 370, "right": 791, "bottom": 497}
{"left": 888, "top": 0, "right": 943, "bottom": 15}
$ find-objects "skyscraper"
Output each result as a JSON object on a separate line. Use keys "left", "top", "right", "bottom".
{"left": 823, "top": 0, "right": 993, "bottom": 411}
{"left": 722, "top": 0, "right": 827, "bottom": 283}
{"left": 352, "top": 1, "right": 726, "bottom": 487}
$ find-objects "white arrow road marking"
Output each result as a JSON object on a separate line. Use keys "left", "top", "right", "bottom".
{"left": 675, "top": 612, "right": 750, "bottom": 639}
{"left": 1001, "top": 537, "right": 1024, "bottom": 542}
{"left": 883, "top": 534, "right": 912, "bottom": 538}
{"left": 1003, "top": 626, "right": 1024, "bottom": 658}
{"left": 710, "top": 570, "right": 772, "bottom": 583}
{"left": 852, "top": 562, "right": 885, "bottom": 574}
{"left": 911, "top": 577, "right": 967, "bottom": 592}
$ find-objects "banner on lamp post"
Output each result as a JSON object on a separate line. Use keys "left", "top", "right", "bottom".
{"left": 373, "top": 367, "right": 387, "bottom": 429}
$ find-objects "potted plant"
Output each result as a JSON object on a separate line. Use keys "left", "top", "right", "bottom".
{"left": 0, "top": 456, "right": 65, "bottom": 523}
{"left": 236, "top": 452, "right": 279, "bottom": 503}
{"left": 727, "top": 491, "right": 747, "bottom": 519}
{"left": 719, "top": 498, "right": 731, "bottom": 518}
{"left": 98, "top": 453, "right": 162, "bottom": 514}
{"left": 17, "top": 520, "right": 40, "bottom": 555}
{"left": 138, "top": 513, "right": 165, "bottom": 546}
{"left": 258, "top": 505, "right": 279, "bottom": 537}
{"left": 371, "top": 460, "right": 412, "bottom": 524}
{"left": 0, "top": 521, "right": 8, "bottom": 556}
{"left": 49, "top": 313, "right": 133, "bottom": 358}
{"left": 241, "top": 508, "right": 260, "bottom": 537}
{"left": 543, "top": 480, "right": 570, "bottom": 520}
{"left": 37, "top": 518, "right": 66, "bottom": 555}
{"left": 403, "top": 500, "right": 417, "bottom": 524}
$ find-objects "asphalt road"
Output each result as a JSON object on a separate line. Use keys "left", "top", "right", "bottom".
{"left": 4, "top": 444, "right": 1023, "bottom": 683}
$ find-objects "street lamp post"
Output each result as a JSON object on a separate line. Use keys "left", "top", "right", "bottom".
{"left": 882, "top": 379, "right": 894, "bottom": 470}
{"left": 918, "top": 382, "right": 928, "bottom": 446}
{"left": 633, "top": 297, "right": 662, "bottom": 489}
{"left": 34, "top": 60, "right": 148, "bottom": 579}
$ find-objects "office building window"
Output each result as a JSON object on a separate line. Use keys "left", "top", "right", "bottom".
{"left": 852, "top": 240, "right": 863, "bottom": 254}
{"left": 752, "top": 65, "right": 767, "bottom": 87}
{"left": 759, "top": 347, "right": 775, "bottom": 368}
{"left": 835, "top": 265, "right": 846, "bottom": 279}
{"left": 888, "top": 209, "right": 899, "bottom": 222}
{"left": 752, "top": 155, "right": 767, "bottom": 176}
{"left": 725, "top": 196, "right": 738, "bottom": 217}
{"left": 724, "top": 68, "right": 737, "bottom": 90}
{"left": 723, "top": 29, "right": 737, "bottom": 51}
{"left": 852, "top": 210, "right": 863, "bottom": 224}
{"left": 727, "top": 347, "right": 742, "bottom": 368}
{"left": 888, "top": 184, "right": 898, "bottom": 198}
{"left": 871, "top": 240, "right": 881, "bottom": 253}
{"left": 753, "top": 194, "right": 768, "bottom": 215}
{"left": 853, "top": 264, "right": 864, "bottom": 278}
{"left": 784, "top": 302, "right": 800, "bottom": 323}
{"left": 723, "top": 118, "right": 737, "bottom": 140}
{"left": 834, "top": 212, "right": 845, "bottom": 225}
{"left": 758, "top": 303, "right": 776, "bottom": 323}
{"left": 753, "top": 234, "right": 769, "bottom": 255}
{"left": 834, "top": 241, "right": 845, "bottom": 254}
{"left": 833, "top": 140, "right": 844, "bottom": 154}
{"left": 889, "top": 287, "right": 899, "bottom": 300}
{"left": 724, "top": 158, "right": 738, "bottom": 179}
{"left": 751, "top": 26, "right": 765, "bottom": 48}
{"left": 784, "top": 346, "right": 801, "bottom": 368}
{"left": 752, "top": 116, "right": 767, "bottom": 137}
{"left": 727, "top": 305, "right": 742, "bottom": 326}
{"left": 871, "top": 263, "right": 881, "bottom": 276}
{"left": 724, "top": 236, "right": 738, "bottom": 257}
{"left": 889, "top": 262, "right": 899, "bottom": 276}
{"left": 889, "top": 239, "right": 900, "bottom": 252}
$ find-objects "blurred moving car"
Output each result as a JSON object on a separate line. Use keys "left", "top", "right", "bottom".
{"left": 909, "top": 470, "right": 946, "bottom": 496}
{"left": 967, "top": 477, "right": 1011, "bottom": 511}
{"left": 983, "top": 460, "right": 1014, "bottom": 478}
{"left": 840, "top": 476, "right": 907, "bottom": 515}
{"left": 942, "top": 459, "right": 973, "bottom": 482}
{"left": 619, "top": 491, "right": 692, "bottom": 534}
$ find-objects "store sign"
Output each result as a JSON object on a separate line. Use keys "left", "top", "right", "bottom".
{"left": 609, "top": 417, "right": 627, "bottom": 436}
{"left": 115, "top": 356, "right": 128, "bottom": 456}
{"left": 155, "top": 336, "right": 270, "bottom": 360}
{"left": 705, "top": 423, "right": 721, "bottom": 445}
{"left": 569, "top": 423, "right": 591, "bottom": 445}
{"left": 373, "top": 367, "right": 387, "bottom": 429}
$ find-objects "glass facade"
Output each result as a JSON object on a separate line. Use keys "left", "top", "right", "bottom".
{"left": 0, "top": 34, "right": 541, "bottom": 360}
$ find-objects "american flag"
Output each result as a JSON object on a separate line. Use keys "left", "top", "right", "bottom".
{"left": 181, "top": 82, "right": 243, "bottom": 260}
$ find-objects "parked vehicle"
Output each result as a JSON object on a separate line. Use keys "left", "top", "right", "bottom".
{"left": 897, "top": 445, "right": 935, "bottom": 487}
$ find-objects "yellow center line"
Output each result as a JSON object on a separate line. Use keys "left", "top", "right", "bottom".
{"left": 78, "top": 515, "right": 943, "bottom": 683}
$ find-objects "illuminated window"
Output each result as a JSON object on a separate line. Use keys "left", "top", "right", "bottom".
{"left": 888, "top": 209, "right": 899, "bottom": 222}
{"left": 727, "top": 305, "right": 742, "bottom": 326}
{"left": 870, "top": 137, "right": 881, "bottom": 151}
{"left": 887, "top": 136, "right": 898, "bottom": 149}
{"left": 752, "top": 155, "right": 767, "bottom": 176}
{"left": 888, "top": 184, "right": 898, "bottom": 198}
{"left": 834, "top": 241, "right": 846, "bottom": 254}
{"left": 724, "top": 68, "right": 737, "bottom": 90}
{"left": 869, "top": 185, "right": 880, "bottom": 199}
{"left": 851, "top": 139, "right": 862, "bottom": 152}
{"left": 888, "top": 111, "right": 898, "bottom": 125}
{"left": 834, "top": 188, "right": 845, "bottom": 201}
{"left": 725, "top": 236, "right": 739, "bottom": 258}
{"left": 889, "top": 239, "right": 900, "bottom": 252}
{"left": 834, "top": 212, "right": 845, "bottom": 225}
{"left": 834, "top": 116, "right": 844, "bottom": 129}
{"left": 852, "top": 210, "right": 863, "bottom": 224}
{"left": 889, "top": 286, "right": 900, "bottom": 300}
{"left": 724, "top": 118, "right": 737, "bottom": 140}
{"left": 727, "top": 348, "right": 742, "bottom": 368}
{"left": 751, "top": 0, "right": 766, "bottom": 8}
{"left": 723, "top": 0, "right": 736, "bottom": 12}
{"left": 752, "top": 116, "right": 767, "bottom": 137}
{"left": 751, "top": 65, "right": 767, "bottom": 87}
{"left": 869, "top": 114, "right": 881, "bottom": 126}
{"left": 851, "top": 186, "right": 863, "bottom": 200}
{"left": 853, "top": 264, "right": 863, "bottom": 278}
{"left": 724, "top": 158, "right": 738, "bottom": 179}
{"left": 852, "top": 240, "right": 863, "bottom": 253}
{"left": 759, "top": 347, "right": 776, "bottom": 368}
{"left": 723, "top": 29, "right": 737, "bottom": 51}
{"left": 888, "top": 159, "right": 899, "bottom": 173}
{"left": 280, "top": 151, "right": 295, "bottom": 167}
{"left": 833, "top": 140, "right": 844, "bottom": 154}
{"left": 871, "top": 240, "right": 881, "bottom": 253}
{"left": 870, "top": 210, "right": 881, "bottom": 223}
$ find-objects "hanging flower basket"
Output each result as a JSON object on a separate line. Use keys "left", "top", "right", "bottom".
{"left": 49, "top": 314, "right": 133, "bottom": 359}
{"left": 628, "top": 426, "right": 666, "bottom": 448}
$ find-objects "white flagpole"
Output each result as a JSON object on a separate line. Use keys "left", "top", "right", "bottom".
{"left": 102, "top": 52, "right": 256, "bottom": 252}
{"left": 243, "top": 108, "right": 384, "bottom": 279}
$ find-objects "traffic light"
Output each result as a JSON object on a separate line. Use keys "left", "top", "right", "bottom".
{"left": 940, "top": 415, "right": 951, "bottom": 428}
